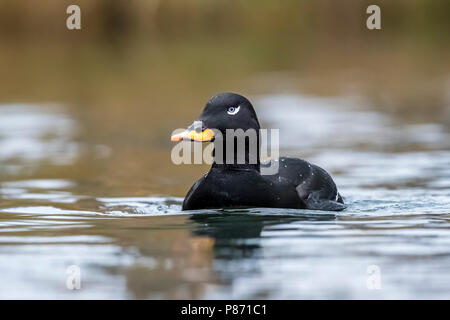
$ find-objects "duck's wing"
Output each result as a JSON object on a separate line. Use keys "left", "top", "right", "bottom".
{"left": 275, "top": 157, "right": 346, "bottom": 212}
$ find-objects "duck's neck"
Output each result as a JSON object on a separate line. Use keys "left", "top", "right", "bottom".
{"left": 212, "top": 161, "right": 260, "bottom": 171}
{"left": 211, "top": 135, "right": 260, "bottom": 172}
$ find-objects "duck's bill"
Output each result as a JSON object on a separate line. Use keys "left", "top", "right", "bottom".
{"left": 171, "top": 128, "right": 215, "bottom": 142}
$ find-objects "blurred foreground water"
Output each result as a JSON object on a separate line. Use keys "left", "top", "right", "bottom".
{"left": 0, "top": 92, "right": 449, "bottom": 299}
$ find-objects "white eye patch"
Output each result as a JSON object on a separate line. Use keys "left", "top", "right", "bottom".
{"left": 227, "top": 105, "right": 240, "bottom": 115}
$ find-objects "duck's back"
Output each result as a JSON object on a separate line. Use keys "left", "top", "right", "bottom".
{"left": 262, "top": 157, "right": 344, "bottom": 210}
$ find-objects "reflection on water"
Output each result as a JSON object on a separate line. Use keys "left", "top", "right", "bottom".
{"left": 0, "top": 93, "right": 449, "bottom": 299}
{"left": 257, "top": 94, "right": 450, "bottom": 151}
{"left": 0, "top": 105, "right": 79, "bottom": 176}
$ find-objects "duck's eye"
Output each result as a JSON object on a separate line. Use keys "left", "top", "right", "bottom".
{"left": 227, "top": 106, "right": 240, "bottom": 115}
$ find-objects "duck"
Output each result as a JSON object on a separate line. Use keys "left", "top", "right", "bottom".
{"left": 171, "top": 92, "right": 345, "bottom": 211}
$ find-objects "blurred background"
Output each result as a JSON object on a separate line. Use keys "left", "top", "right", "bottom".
{"left": 0, "top": 0, "right": 450, "bottom": 299}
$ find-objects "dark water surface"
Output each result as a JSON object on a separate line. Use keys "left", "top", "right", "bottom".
{"left": 0, "top": 93, "right": 449, "bottom": 299}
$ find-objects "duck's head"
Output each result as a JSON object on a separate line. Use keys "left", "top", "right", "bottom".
{"left": 171, "top": 93, "right": 260, "bottom": 142}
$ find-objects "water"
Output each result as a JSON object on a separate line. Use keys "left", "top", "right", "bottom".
{"left": 0, "top": 94, "right": 449, "bottom": 299}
